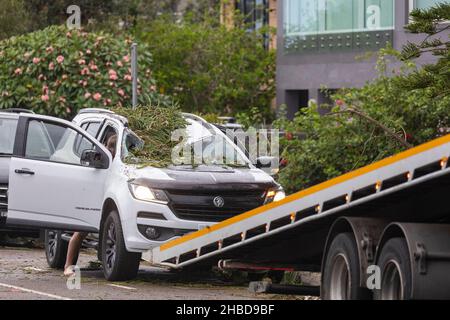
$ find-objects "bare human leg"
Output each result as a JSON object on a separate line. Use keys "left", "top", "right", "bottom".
{"left": 64, "top": 232, "right": 88, "bottom": 276}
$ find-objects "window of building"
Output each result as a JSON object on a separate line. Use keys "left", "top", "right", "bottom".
{"left": 411, "top": 0, "right": 447, "bottom": 10}
{"left": 237, "top": 0, "right": 269, "bottom": 32}
{"left": 285, "top": 90, "right": 309, "bottom": 119}
{"left": 284, "top": 0, "right": 395, "bottom": 37}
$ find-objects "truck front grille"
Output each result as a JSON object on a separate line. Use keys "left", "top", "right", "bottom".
{"left": 167, "top": 189, "right": 267, "bottom": 222}
{"left": 0, "top": 184, "right": 8, "bottom": 213}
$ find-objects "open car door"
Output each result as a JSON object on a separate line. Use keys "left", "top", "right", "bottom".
{"left": 6, "top": 114, "right": 111, "bottom": 232}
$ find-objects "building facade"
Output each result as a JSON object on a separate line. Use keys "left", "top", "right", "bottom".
{"left": 277, "top": 0, "right": 448, "bottom": 119}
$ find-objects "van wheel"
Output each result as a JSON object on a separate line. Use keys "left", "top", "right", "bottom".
{"left": 322, "top": 233, "right": 371, "bottom": 300}
{"left": 45, "top": 230, "right": 68, "bottom": 269}
{"left": 374, "top": 238, "right": 412, "bottom": 300}
{"left": 101, "top": 210, "right": 141, "bottom": 281}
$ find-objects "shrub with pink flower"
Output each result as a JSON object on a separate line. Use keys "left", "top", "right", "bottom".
{"left": 93, "top": 93, "right": 102, "bottom": 101}
{"left": 80, "top": 67, "right": 90, "bottom": 75}
{"left": 0, "top": 26, "right": 169, "bottom": 118}
{"left": 109, "top": 69, "right": 118, "bottom": 81}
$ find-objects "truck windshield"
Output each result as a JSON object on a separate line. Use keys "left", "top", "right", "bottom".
{"left": 121, "top": 120, "right": 250, "bottom": 168}
{"left": 182, "top": 118, "right": 250, "bottom": 167}
{"left": 0, "top": 118, "right": 18, "bottom": 155}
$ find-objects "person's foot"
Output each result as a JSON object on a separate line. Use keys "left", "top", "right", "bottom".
{"left": 64, "top": 266, "right": 76, "bottom": 277}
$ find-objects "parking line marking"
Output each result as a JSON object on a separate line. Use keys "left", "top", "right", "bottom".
{"left": 107, "top": 283, "right": 136, "bottom": 290}
{"left": 0, "top": 282, "right": 72, "bottom": 300}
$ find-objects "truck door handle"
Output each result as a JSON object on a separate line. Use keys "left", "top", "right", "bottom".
{"left": 15, "top": 169, "right": 35, "bottom": 175}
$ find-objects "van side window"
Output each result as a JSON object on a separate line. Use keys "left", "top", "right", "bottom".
{"left": 0, "top": 118, "right": 18, "bottom": 155}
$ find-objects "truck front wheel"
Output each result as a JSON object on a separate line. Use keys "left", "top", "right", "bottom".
{"left": 322, "top": 233, "right": 371, "bottom": 300}
{"left": 101, "top": 210, "right": 141, "bottom": 281}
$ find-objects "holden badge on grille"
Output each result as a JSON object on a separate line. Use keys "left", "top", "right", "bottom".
{"left": 213, "top": 196, "right": 225, "bottom": 208}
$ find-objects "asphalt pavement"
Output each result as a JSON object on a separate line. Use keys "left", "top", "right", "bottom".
{"left": 0, "top": 246, "right": 278, "bottom": 300}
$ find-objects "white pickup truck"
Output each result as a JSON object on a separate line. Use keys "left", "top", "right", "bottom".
{"left": 1, "top": 108, "right": 284, "bottom": 281}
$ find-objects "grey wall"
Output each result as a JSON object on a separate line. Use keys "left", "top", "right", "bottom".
{"left": 276, "top": 0, "right": 444, "bottom": 118}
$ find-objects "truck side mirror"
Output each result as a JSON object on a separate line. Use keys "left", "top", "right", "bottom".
{"left": 81, "top": 149, "right": 109, "bottom": 169}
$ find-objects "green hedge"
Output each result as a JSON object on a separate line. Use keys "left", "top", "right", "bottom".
{"left": 0, "top": 25, "right": 170, "bottom": 118}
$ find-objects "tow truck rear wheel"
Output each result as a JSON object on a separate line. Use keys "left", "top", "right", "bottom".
{"left": 322, "top": 233, "right": 371, "bottom": 300}
{"left": 44, "top": 230, "right": 68, "bottom": 269}
{"left": 101, "top": 210, "right": 141, "bottom": 281}
{"left": 373, "top": 238, "right": 412, "bottom": 300}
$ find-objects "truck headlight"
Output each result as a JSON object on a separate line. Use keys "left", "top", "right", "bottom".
{"left": 265, "top": 188, "right": 286, "bottom": 204}
{"left": 273, "top": 190, "right": 286, "bottom": 202}
{"left": 128, "top": 183, "right": 169, "bottom": 204}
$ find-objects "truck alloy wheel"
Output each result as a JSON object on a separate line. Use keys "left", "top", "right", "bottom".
{"left": 105, "top": 222, "right": 117, "bottom": 271}
{"left": 44, "top": 229, "right": 68, "bottom": 269}
{"left": 101, "top": 210, "right": 141, "bottom": 281}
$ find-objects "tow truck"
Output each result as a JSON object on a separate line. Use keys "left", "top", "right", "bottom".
{"left": 142, "top": 133, "right": 450, "bottom": 300}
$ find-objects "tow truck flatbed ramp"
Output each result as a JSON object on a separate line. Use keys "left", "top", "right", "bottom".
{"left": 143, "top": 134, "right": 450, "bottom": 270}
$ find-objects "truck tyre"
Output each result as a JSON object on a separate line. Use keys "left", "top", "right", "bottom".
{"left": 101, "top": 210, "right": 141, "bottom": 281}
{"left": 45, "top": 230, "right": 68, "bottom": 269}
{"left": 373, "top": 238, "right": 412, "bottom": 300}
{"left": 322, "top": 233, "right": 371, "bottom": 300}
